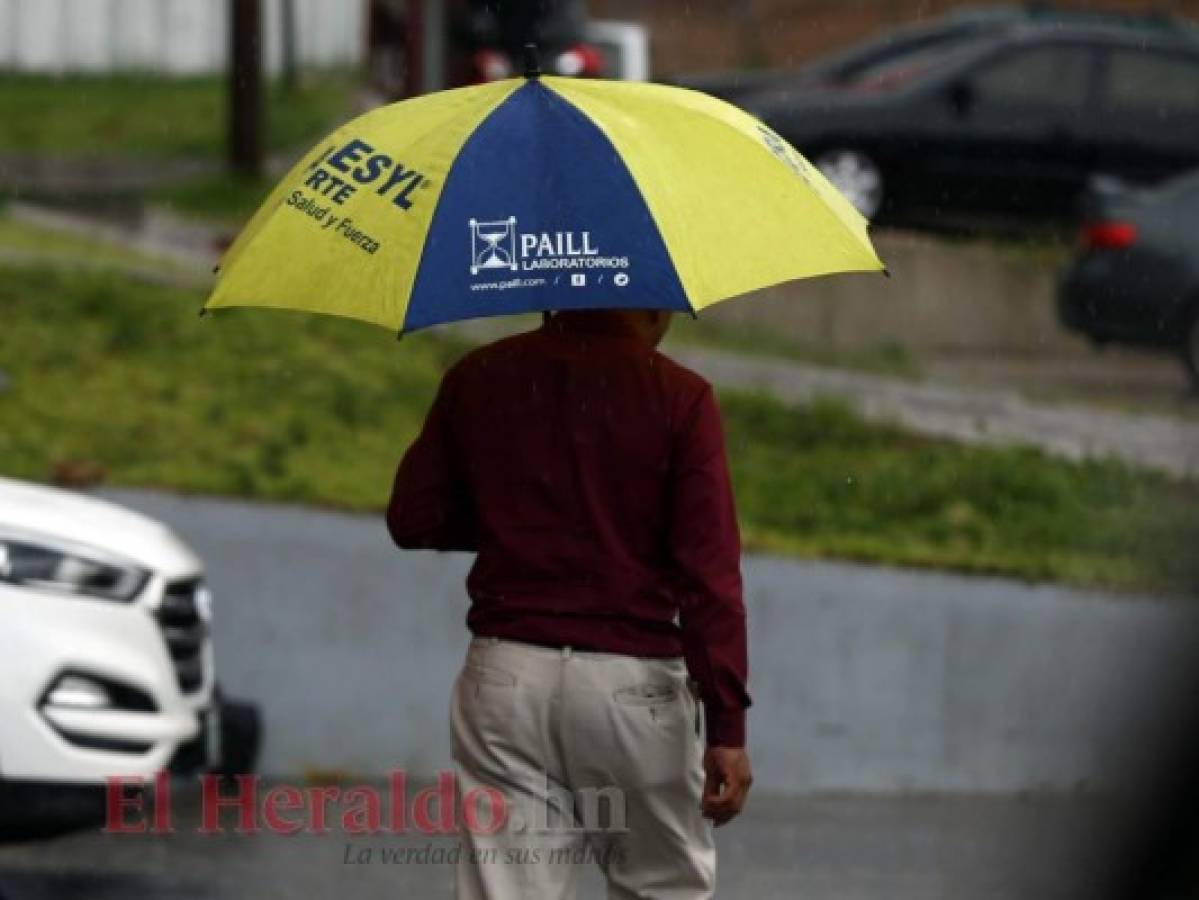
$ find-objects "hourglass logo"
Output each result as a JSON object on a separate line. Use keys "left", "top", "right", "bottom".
{"left": 469, "top": 217, "right": 518, "bottom": 275}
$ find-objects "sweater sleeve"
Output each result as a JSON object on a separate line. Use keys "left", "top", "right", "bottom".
{"left": 386, "top": 372, "right": 477, "bottom": 553}
{"left": 669, "top": 383, "right": 751, "bottom": 748}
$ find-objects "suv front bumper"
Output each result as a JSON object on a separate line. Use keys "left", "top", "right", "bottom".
{"left": 0, "top": 574, "right": 216, "bottom": 784}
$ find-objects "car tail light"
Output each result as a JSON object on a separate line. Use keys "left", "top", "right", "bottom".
{"left": 554, "top": 44, "right": 604, "bottom": 78}
{"left": 472, "top": 49, "right": 513, "bottom": 83}
{"left": 1082, "top": 221, "right": 1138, "bottom": 250}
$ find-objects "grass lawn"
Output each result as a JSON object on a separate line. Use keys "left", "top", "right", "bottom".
{"left": 0, "top": 73, "right": 355, "bottom": 158}
{"left": 723, "top": 393, "right": 1198, "bottom": 594}
{"left": 1, "top": 260, "right": 1196, "bottom": 596}
{"left": 0, "top": 263, "right": 466, "bottom": 510}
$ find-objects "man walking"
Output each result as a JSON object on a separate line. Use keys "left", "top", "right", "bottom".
{"left": 387, "top": 308, "right": 752, "bottom": 898}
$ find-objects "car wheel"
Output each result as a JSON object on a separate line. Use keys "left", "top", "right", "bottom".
{"left": 0, "top": 780, "right": 108, "bottom": 843}
{"left": 1183, "top": 306, "right": 1199, "bottom": 391}
{"left": 815, "top": 149, "right": 884, "bottom": 220}
{"left": 214, "top": 695, "right": 262, "bottom": 778}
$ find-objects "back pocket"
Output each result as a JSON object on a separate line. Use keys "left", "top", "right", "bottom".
{"left": 613, "top": 681, "right": 679, "bottom": 707}
{"left": 462, "top": 662, "right": 517, "bottom": 689}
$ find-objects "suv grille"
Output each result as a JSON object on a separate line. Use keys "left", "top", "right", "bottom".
{"left": 156, "top": 578, "right": 208, "bottom": 694}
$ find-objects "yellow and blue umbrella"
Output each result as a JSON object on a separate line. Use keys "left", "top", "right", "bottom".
{"left": 205, "top": 73, "right": 884, "bottom": 333}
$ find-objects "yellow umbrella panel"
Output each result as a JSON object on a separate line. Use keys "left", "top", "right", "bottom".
{"left": 206, "top": 76, "right": 884, "bottom": 333}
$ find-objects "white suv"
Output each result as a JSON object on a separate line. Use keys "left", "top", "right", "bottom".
{"left": 0, "top": 476, "right": 218, "bottom": 830}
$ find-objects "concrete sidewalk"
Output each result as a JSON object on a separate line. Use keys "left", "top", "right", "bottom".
{"left": 0, "top": 154, "right": 217, "bottom": 196}
{"left": 6, "top": 202, "right": 222, "bottom": 272}
{"left": 670, "top": 344, "right": 1199, "bottom": 479}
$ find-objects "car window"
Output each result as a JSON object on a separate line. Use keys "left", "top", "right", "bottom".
{"left": 1102, "top": 50, "right": 1199, "bottom": 114}
{"left": 971, "top": 45, "right": 1094, "bottom": 107}
{"left": 835, "top": 28, "right": 983, "bottom": 83}
{"left": 843, "top": 39, "right": 991, "bottom": 90}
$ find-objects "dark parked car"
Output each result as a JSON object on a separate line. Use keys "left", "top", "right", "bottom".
{"left": 677, "top": 7, "right": 1199, "bottom": 106}
{"left": 675, "top": 6, "right": 1022, "bottom": 104}
{"left": 1059, "top": 171, "right": 1199, "bottom": 387}
{"left": 741, "top": 23, "right": 1199, "bottom": 226}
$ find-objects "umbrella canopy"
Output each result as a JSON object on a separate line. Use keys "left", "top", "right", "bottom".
{"left": 205, "top": 74, "right": 884, "bottom": 333}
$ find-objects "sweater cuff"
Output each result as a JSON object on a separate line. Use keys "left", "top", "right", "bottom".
{"left": 704, "top": 703, "right": 746, "bottom": 749}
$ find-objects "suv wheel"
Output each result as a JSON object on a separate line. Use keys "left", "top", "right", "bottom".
{"left": 0, "top": 780, "right": 108, "bottom": 843}
{"left": 815, "top": 149, "right": 884, "bottom": 220}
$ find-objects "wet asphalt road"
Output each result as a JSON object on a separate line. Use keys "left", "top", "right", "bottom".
{"left": 0, "top": 785, "right": 1121, "bottom": 899}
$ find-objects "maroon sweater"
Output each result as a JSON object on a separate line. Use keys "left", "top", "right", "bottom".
{"left": 386, "top": 313, "right": 750, "bottom": 747}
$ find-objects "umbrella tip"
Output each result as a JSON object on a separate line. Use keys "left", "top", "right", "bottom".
{"left": 198, "top": 307, "right": 209, "bottom": 318}
{"left": 522, "top": 43, "right": 542, "bottom": 79}
{"left": 882, "top": 267, "right": 892, "bottom": 279}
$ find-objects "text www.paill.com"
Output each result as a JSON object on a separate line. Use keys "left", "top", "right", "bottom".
{"left": 470, "top": 277, "right": 548, "bottom": 291}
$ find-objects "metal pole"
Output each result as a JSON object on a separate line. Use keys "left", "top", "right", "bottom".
{"left": 280, "top": 0, "right": 298, "bottom": 91}
{"left": 228, "top": 0, "right": 265, "bottom": 176}
{"left": 422, "top": 0, "right": 445, "bottom": 93}
{"left": 404, "top": 0, "right": 425, "bottom": 96}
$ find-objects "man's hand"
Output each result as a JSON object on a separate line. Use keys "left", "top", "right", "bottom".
{"left": 701, "top": 747, "right": 752, "bottom": 826}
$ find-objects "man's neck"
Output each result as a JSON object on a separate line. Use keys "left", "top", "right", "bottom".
{"left": 545, "top": 310, "right": 649, "bottom": 344}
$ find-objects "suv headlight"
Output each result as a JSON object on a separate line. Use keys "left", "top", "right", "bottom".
{"left": 0, "top": 539, "right": 149, "bottom": 603}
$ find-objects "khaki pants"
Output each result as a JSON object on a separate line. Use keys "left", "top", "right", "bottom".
{"left": 451, "top": 636, "right": 716, "bottom": 899}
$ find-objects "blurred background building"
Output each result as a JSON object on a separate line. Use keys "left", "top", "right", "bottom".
{"left": 0, "top": 0, "right": 362, "bottom": 75}
{"left": 3, "top": 0, "right": 1199, "bottom": 81}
